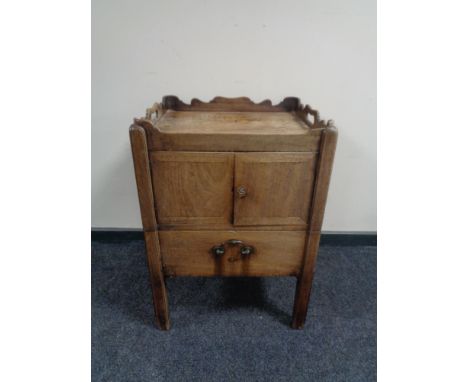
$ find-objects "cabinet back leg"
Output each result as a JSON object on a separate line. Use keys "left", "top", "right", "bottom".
{"left": 144, "top": 231, "right": 170, "bottom": 330}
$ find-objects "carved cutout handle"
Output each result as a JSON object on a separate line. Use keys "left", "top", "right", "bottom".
{"left": 145, "top": 102, "right": 162, "bottom": 120}
{"left": 303, "top": 105, "right": 320, "bottom": 125}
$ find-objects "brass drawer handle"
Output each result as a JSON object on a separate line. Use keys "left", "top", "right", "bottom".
{"left": 226, "top": 239, "right": 242, "bottom": 246}
{"left": 210, "top": 239, "right": 255, "bottom": 257}
{"left": 239, "top": 245, "right": 254, "bottom": 256}
{"left": 211, "top": 245, "right": 225, "bottom": 256}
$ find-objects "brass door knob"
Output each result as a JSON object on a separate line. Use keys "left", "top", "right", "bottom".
{"left": 237, "top": 186, "right": 247, "bottom": 198}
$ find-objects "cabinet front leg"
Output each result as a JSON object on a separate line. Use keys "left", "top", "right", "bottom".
{"left": 144, "top": 231, "right": 170, "bottom": 330}
{"left": 291, "top": 232, "right": 321, "bottom": 329}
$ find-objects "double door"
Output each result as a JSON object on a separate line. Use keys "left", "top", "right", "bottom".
{"left": 150, "top": 152, "right": 317, "bottom": 227}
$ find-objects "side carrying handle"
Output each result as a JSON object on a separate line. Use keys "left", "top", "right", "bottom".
{"left": 145, "top": 102, "right": 163, "bottom": 120}
{"left": 303, "top": 105, "right": 320, "bottom": 126}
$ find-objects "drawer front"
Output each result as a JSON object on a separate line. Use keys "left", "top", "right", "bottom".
{"left": 159, "top": 231, "right": 306, "bottom": 277}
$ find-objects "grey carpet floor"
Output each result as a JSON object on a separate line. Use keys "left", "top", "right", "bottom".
{"left": 92, "top": 240, "right": 376, "bottom": 382}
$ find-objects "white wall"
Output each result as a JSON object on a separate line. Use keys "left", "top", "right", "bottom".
{"left": 92, "top": 0, "right": 376, "bottom": 231}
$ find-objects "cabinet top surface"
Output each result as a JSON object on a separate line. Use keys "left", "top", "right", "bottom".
{"left": 155, "top": 110, "right": 312, "bottom": 135}
{"left": 132, "top": 96, "right": 335, "bottom": 151}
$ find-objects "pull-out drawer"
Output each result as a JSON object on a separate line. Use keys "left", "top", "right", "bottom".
{"left": 159, "top": 231, "right": 306, "bottom": 277}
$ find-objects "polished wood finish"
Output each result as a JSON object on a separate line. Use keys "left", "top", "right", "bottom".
{"left": 159, "top": 231, "right": 306, "bottom": 277}
{"left": 150, "top": 152, "right": 234, "bottom": 225}
{"left": 233, "top": 153, "right": 317, "bottom": 226}
{"left": 130, "top": 96, "right": 337, "bottom": 330}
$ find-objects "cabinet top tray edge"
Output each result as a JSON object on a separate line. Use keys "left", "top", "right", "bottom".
{"left": 133, "top": 96, "right": 336, "bottom": 131}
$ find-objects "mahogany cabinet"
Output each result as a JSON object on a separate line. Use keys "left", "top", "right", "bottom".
{"left": 130, "top": 96, "right": 337, "bottom": 330}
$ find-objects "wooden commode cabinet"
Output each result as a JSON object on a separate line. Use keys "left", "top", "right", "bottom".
{"left": 130, "top": 96, "right": 337, "bottom": 330}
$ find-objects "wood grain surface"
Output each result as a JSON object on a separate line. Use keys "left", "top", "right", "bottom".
{"left": 292, "top": 125, "right": 338, "bottom": 329}
{"left": 130, "top": 97, "right": 337, "bottom": 330}
{"left": 151, "top": 152, "right": 234, "bottom": 225}
{"left": 233, "top": 153, "right": 317, "bottom": 226}
{"left": 159, "top": 230, "right": 306, "bottom": 277}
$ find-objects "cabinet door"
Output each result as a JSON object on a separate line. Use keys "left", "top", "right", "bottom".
{"left": 151, "top": 152, "right": 234, "bottom": 225}
{"left": 234, "top": 153, "right": 317, "bottom": 226}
